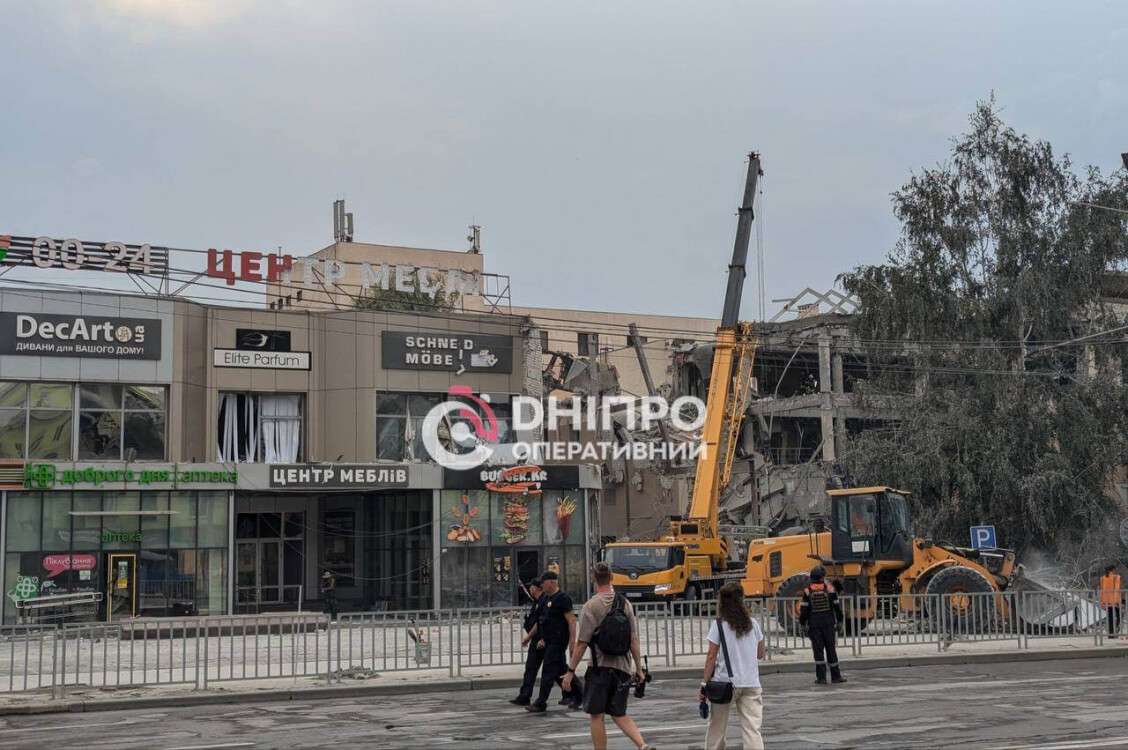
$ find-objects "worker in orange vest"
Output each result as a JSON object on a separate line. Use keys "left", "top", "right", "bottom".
{"left": 1099, "top": 565, "right": 1122, "bottom": 638}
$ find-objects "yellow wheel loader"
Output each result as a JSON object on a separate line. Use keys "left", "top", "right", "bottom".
{"left": 742, "top": 486, "right": 1023, "bottom": 631}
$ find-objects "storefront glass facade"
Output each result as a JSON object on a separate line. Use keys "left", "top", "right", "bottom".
{"left": 3, "top": 490, "right": 229, "bottom": 623}
{"left": 439, "top": 489, "right": 587, "bottom": 608}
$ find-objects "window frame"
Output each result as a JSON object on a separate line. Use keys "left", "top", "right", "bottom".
{"left": 375, "top": 391, "right": 515, "bottom": 463}
{"left": 0, "top": 382, "right": 167, "bottom": 461}
{"left": 216, "top": 392, "right": 305, "bottom": 463}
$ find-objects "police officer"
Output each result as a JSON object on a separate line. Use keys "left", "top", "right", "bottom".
{"left": 526, "top": 571, "right": 582, "bottom": 713}
{"left": 510, "top": 578, "right": 545, "bottom": 706}
{"left": 798, "top": 565, "right": 847, "bottom": 685}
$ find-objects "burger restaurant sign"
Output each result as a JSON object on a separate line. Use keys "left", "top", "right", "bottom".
{"left": 0, "top": 312, "right": 161, "bottom": 360}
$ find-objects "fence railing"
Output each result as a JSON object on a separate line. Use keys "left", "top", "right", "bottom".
{"left": 0, "top": 588, "right": 1121, "bottom": 697}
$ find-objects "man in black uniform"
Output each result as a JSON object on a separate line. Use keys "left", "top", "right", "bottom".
{"left": 526, "top": 571, "right": 582, "bottom": 713}
{"left": 798, "top": 565, "right": 847, "bottom": 685}
{"left": 510, "top": 578, "right": 545, "bottom": 706}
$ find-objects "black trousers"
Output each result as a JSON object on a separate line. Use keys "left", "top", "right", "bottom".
{"left": 517, "top": 641, "right": 545, "bottom": 701}
{"left": 534, "top": 644, "right": 583, "bottom": 707}
{"left": 808, "top": 619, "right": 842, "bottom": 681}
{"left": 1108, "top": 606, "right": 1122, "bottom": 636}
{"left": 323, "top": 591, "right": 338, "bottom": 619}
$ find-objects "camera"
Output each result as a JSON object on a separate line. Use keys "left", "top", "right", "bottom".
{"left": 633, "top": 655, "right": 653, "bottom": 699}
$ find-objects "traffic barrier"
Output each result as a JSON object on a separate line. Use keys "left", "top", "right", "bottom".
{"left": 0, "top": 588, "right": 1118, "bottom": 697}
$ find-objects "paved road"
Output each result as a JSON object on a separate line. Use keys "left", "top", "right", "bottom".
{"left": 2, "top": 658, "right": 1128, "bottom": 749}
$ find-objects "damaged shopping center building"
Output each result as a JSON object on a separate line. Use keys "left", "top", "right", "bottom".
{"left": 596, "top": 288, "right": 882, "bottom": 542}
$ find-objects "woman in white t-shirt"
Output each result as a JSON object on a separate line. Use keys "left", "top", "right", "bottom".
{"left": 698, "top": 582, "right": 766, "bottom": 750}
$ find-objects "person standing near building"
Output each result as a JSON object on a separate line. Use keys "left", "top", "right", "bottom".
{"left": 798, "top": 565, "right": 846, "bottom": 684}
{"left": 321, "top": 571, "right": 338, "bottom": 620}
{"left": 511, "top": 578, "right": 546, "bottom": 706}
{"left": 1099, "top": 564, "right": 1122, "bottom": 638}
{"left": 699, "top": 582, "right": 766, "bottom": 750}
{"left": 526, "top": 571, "right": 582, "bottom": 713}
{"left": 562, "top": 562, "right": 653, "bottom": 750}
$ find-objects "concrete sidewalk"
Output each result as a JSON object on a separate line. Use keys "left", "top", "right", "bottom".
{"left": 2, "top": 634, "right": 1126, "bottom": 717}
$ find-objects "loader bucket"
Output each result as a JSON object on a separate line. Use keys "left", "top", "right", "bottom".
{"left": 1009, "top": 572, "right": 1103, "bottom": 632}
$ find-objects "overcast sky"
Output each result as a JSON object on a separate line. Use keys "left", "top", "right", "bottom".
{"left": 1, "top": 1, "right": 1126, "bottom": 319}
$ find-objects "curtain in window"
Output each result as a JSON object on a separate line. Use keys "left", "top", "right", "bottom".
{"left": 218, "top": 393, "right": 239, "bottom": 463}
{"left": 261, "top": 395, "right": 300, "bottom": 463}
{"left": 218, "top": 393, "right": 262, "bottom": 463}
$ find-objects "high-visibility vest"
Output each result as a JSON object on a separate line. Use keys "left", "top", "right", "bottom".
{"left": 1099, "top": 573, "right": 1121, "bottom": 607}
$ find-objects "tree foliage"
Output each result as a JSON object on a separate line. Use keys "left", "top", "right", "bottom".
{"left": 838, "top": 98, "right": 1128, "bottom": 553}
{"left": 355, "top": 273, "right": 461, "bottom": 312}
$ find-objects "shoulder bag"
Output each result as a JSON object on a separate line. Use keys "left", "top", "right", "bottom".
{"left": 703, "top": 618, "right": 735, "bottom": 704}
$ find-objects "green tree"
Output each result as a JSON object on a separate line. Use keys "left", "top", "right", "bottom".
{"left": 838, "top": 98, "right": 1128, "bottom": 553}
{"left": 355, "top": 272, "right": 461, "bottom": 312}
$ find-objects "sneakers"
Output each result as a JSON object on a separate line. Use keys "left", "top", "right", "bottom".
{"left": 525, "top": 703, "right": 547, "bottom": 714}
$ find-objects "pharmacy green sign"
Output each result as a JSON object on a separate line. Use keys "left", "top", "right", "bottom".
{"left": 24, "top": 464, "right": 237, "bottom": 490}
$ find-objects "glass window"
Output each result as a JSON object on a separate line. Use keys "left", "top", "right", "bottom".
{"left": 196, "top": 548, "right": 227, "bottom": 615}
{"left": 216, "top": 392, "right": 302, "bottom": 463}
{"left": 849, "top": 494, "right": 877, "bottom": 536}
{"left": 441, "top": 491, "right": 487, "bottom": 547}
{"left": 375, "top": 393, "right": 405, "bottom": 415}
{"left": 80, "top": 383, "right": 121, "bottom": 410}
{"left": 102, "top": 492, "right": 140, "bottom": 550}
{"left": 0, "top": 407, "right": 25, "bottom": 458}
{"left": 141, "top": 492, "right": 170, "bottom": 548}
{"left": 197, "top": 493, "right": 229, "bottom": 547}
{"left": 321, "top": 509, "right": 356, "bottom": 586}
{"left": 377, "top": 392, "right": 515, "bottom": 463}
{"left": 169, "top": 492, "right": 196, "bottom": 548}
{"left": 79, "top": 411, "right": 121, "bottom": 459}
{"left": 30, "top": 384, "right": 72, "bottom": 409}
{"left": 283, "top": 511, "right": 304, "bottom": 539}
{"left": 72, "top": 494, "right": 102, "bottom": 548}
{"left": 123, "top": 411, "right": 165, "bottom": 460}
{"left": 28, "top": 409, "right": 71, "bottom": 459}
{"left": 124, "top": 386, "right": 165, "bottom": 411}
{"left": 6, "top": 493, "right": 42, "bottom": 553}
{"left": 236, "top": 513, "right": 258, "bottom": 539}
{"left": 0, "top": 382, "right": 26, "bottom": 407}
{"left": 258, "top": 512, "right": 282, "bottom": 538}
{"left": 376, "top": 417, "right": 405, "bottom": 461}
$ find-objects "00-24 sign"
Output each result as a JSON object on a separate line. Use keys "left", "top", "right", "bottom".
{"left": 0, "top": 235, "right": 169, "bottom": 276}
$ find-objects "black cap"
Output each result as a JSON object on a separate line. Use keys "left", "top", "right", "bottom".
{"left": 529, "top": 578, "right": 544, "bottom": 588}
{"left": 810, "top": 565, "right": 826, "bottom": 581}
{"left": 541, "top": 570, "right": 558, "bottom": 581}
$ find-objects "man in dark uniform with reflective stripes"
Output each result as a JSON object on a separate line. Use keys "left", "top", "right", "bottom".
{"left": 798, "top": 565, "right": 847, "bottom": 685}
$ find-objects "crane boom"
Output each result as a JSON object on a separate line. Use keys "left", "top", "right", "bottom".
{"left": 684, "top": 153, "right": 761, "bottom": 547}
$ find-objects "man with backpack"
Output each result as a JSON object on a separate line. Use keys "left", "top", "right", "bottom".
{"left": 562, "top": 562, "right": 654, "bottom": 750}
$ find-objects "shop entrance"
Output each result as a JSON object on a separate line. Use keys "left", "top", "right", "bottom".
{"left": 515, "top": 549, "right": 541, "bottom": 603}
{"left": 106, "top": 553, "right": 137, "bottom": 621}
{"left": 236, "top": 512, "right": 304, "bottom": 608}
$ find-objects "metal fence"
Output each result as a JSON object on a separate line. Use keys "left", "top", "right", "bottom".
{"left": 0, "top": 588, "right": 1120, "bottom": 697}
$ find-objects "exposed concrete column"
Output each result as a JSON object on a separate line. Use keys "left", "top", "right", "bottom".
{"left": 819, "top": 335, "right": 836, "bottom": 462}
{"left": 832, "top": 346, "right": 846, "bottom": 456}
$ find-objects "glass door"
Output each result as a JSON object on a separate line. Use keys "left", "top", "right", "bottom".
{"left": 106, "top": 553, "right": 137, "bottom": 622}
{"left": 236, "top": 541, "right": 257, "bottom": 606}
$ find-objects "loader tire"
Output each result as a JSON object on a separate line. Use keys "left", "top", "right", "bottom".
{"left": 925, "top": 566, "right": 994, "bottom": 632}
{"left": 775, "top": 573, "right": 810, "bottom": 636}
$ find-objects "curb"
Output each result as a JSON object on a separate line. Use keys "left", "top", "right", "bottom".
{"left": 3, "top": 646, "right": 1126, "bottom": 717}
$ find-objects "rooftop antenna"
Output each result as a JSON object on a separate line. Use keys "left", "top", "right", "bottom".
{"left": 467, "top": 224, "right": 481, "bottom": 254}
{"left": 333, "top": 199, "right": 354, "bottom": 242}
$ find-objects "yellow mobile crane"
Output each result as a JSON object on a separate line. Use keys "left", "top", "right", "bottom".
{"left": 603, "top": 153, "right": 762, "bottom": 602}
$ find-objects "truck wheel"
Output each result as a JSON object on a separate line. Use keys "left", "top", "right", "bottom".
{"left": 775, "top": 573, "right": 810, "bottom": 636}
{"left": 925, "top": 566, "right": 994, "bottom": 632}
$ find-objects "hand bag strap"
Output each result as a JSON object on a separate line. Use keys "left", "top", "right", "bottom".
{"left": 715, "top": 618, "right": 733, "bottom": 681}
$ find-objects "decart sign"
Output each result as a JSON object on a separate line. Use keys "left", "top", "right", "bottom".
{"left": 0, "top": 313, "right": 161, "bottom": 360}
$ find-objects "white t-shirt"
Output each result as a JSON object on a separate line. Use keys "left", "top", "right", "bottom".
{"left": 707, "top": 618, "right": 763, "bottom": 688}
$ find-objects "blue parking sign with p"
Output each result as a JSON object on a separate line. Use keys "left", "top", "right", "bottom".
{"left": 970, "top": 525, "right": 996, "bottom": 549}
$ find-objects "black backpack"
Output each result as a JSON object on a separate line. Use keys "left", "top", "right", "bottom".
{"left": 593, "top": 594, "right": 632, "bottom": 657}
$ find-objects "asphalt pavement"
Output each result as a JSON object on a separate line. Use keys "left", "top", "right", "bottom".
{"left": 2, "top": 657, "right": 1127, "bottom": 749}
